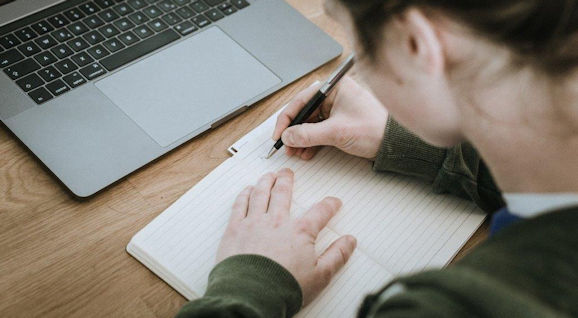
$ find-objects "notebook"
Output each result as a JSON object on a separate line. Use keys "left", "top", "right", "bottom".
{"left": 127, "top": 109, "right": 486, "bottom": 317}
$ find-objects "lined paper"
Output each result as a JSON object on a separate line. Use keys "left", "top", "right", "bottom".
{"left": 128, "top": 110, "right": 485, "bottom": 316}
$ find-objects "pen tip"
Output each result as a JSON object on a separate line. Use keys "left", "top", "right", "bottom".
{"left": 266, "top": 147, "right": 278, "bottom": 159}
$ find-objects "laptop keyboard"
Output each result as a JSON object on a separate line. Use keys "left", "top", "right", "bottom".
{"left": 0, "top": 0, "right": 250, "bottom": 105}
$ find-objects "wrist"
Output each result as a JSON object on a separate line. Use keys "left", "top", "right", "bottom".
{"left": 205, "top": 254, "right": 303, "bottom": 317}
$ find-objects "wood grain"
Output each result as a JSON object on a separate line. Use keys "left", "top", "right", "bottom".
{"left": 0, "top": 1, "right": 488, "bottom": 316}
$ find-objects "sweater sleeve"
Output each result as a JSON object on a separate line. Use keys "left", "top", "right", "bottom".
{"left": 373, "top": 117, "right": 504, "bottom": 213}
{"left": 176, "top": 255, "right": 302, "bottom": 318}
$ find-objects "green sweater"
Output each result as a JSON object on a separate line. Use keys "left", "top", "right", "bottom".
{"left": 176, "top": 118, "right": 577, "bottom": 317}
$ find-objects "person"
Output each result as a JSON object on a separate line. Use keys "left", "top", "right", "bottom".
{"left": 177, "top": 0, "right": 578, "bottom": 316}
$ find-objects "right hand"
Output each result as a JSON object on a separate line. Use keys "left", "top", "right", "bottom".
{"left": 273, "top": 76, "right": 389, "bottom": 160}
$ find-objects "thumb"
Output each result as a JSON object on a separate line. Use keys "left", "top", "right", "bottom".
{"left": 316, "top": 235, "right": 357, "bottom": 281}
{"left": 281, "top": 120, "right": 339, "bottom": 148}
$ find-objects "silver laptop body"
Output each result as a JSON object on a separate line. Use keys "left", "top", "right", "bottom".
{"left": 0, "top": 0, "right": 341, "bottom": 197}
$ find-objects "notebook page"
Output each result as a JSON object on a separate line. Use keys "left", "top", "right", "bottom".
{"left": 129, "top": 110, "right": 485, "bottom": 315}
{"left": 234, "top": 118, "right": 486, "bottom": 276}
{"left": 129, "top": 152, "right": 391, "bottom": 317}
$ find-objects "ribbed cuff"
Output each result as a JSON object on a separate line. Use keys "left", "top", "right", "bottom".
{"left": 373, "top": 117, "right": 448, "bottom": 183}
{"left": 205, "top": 254, "right": 303, "bottom": 317}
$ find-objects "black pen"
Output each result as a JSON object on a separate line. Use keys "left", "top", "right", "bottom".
{"left": 266, "top": 54, "right": 355, "bottom": 159}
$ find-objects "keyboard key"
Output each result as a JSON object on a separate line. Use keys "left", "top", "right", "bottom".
{"left": 192, "top": 15, "right": 211, "bottom": 28}
{"left": 71, "top": 52, "right": 94, "bottom": 67}
{"left": 231, "top": 0, "right": 249, "bottom": 9}
{"left": 67, "top": 37, "right": 90, "bottom": 51}
{"left": 35, "top": 35, "right": 58, "bottom": 49}
{"left": 52, "top": 29, "right": 73, "bottom": 42}
{"left": 174, "top": 0, "right": 192, "bottom": 6}
{"left": 113, "top": 4, "right": 134, "bottom": 16}
{"left": 15, "top": 27, "right": 38, "bottom": 42}
{"left": 83, "top": 16, "right": 105, "bottom": 28}
{"left": 79, "top": 2, "right": 101, "bottom": 15}
{"left": 34, "top": 51, "right": 57, "bottom": 66}
{"left": 51, "top": 44, "right": 75, "bottom": 58}
{"left": 95, "top": 0, "right": 115, "bottom": 8}
{"left": 79, "top": 62, "right": 107, "bottom": 80}
{"left": 17, "top": 42, "right": 41, "bottom": 57}
{"left": 0, "top": 34, "right": 21, "bottom": 49}
{"left": 134, "top": 25, "right": 153, "bottom": 39}
{"left": 55, "top": 59, "right": 78, "bottom": 74}
{"left": 176, "top": 7, "right": 194, "bottom": 19}
{"left": 68, "top": 21, "right": 90, "bottom": 36}
{"left": 161, "top": 12, "right": 182, "bottom": 25}
{"left": 158, "top": 0, "right": 176, "bottom": 12}
{"left": 87, "top": 45, "right": 110, "bottom": 59}
{"left": 118, "top": 31, "right": 139, "bottom": 46}
{"left": 64, "top": 8, "right": 85, "bottom": 21}
{"left": 127, "top": 0, "right": 148, "bottom": 10}
{"left": 38, "top": 66, "right": 62, "bottom": 82}
{"left": 16, "top": 73, "right": 44, "bottom": 91}
{"left": 31, "top": 20, "right": 54, "bottom": 35}
{"left": 4, "top": 58, "right": 41, "bottom": 80}
{"left": 129, "top": 11, "right": 150, "bottom": 25}
{"left": 83, "top": 31, "right": 106, "bottom": 45}
{"left": 101, "top": 29, "right": 179, "bottom": 71}
{"left": 204, "top": 0, "right": 224, "bottom": 5}
{"left": 221, "top": 6, "right": 237, "bottom": 15}
{"left": 216, "top": 2, "right": 231, "bottom": 10}
{"left": 205, "top": 8, "right": 224, "bottom": 21}
{"left": 99, "top": 25, "right": 120, "bottom": 38}
{"left": 148, "top": 19, "right": 168, "bottom": 32}
{"left": 0, "top": 49, "right": 24, "bottom": 67}
{"left": 190, "top": 0, "right": 209, "bottom": 13}
{"left": 99, "top": 9, "right": 120, "bottom": 22}
{"left": 29, "top": 87, "right": 53, "bottom": 104}
{"left": 143, "top": 5, "right": 163, "bottom": 18}
{"left": 63, "top": 71, "right": 87, "bottom": 88}
{"left": 174, "top": 21, "right": 197, "bottom": 35}
{"left": 103, "top": 38, "right": 125, "bottom": 52}
{"left": 114, "top": 18, "right": 135, "bottom": 31}
{"left": 47, "top": 14, "right": 70, "bottom": 28}
{"left": 46, "top": 79, "right": 70, "bottom": 96}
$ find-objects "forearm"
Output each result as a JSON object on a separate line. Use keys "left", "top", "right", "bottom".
{"left": 176, "top": 255, "right": 302, "bottom": 318}
{"left": 374, "top": 117, "right": 504, "bottom": 212}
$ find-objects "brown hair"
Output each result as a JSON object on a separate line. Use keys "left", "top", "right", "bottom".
{"left": 337, "top": 0, "right": 578, "bottom": 74}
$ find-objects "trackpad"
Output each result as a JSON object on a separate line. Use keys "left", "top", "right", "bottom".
{"left": 96, "top": 27, "right": 281, "bottom": 147}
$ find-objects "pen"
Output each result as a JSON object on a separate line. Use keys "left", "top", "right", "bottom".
{"left": 266, "top": 54, "right": 356, "bottom": 159}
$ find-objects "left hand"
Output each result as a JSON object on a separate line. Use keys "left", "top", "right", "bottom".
{"left": 216, "top": 168, "right": 357, "bottom": 306}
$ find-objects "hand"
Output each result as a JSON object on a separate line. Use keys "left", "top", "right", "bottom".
{"left": 216, "top": 169, "right": 357, "bottom": 306}
{"left": 273, "top": 76, "right": 389, "bottom": 160}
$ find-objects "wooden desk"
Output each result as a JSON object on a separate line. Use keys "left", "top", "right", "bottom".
{"left": 0, "top": 1, "right": 488, "bottom": 316}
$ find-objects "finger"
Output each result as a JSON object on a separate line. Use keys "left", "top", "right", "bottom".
{"left": 316, "top": 235, "right": 357, "bottom": 279}
{"left": 268, "top": 168, "right": 294, "bottom": 217}
{"left": 273, "top": 81, "right": 322, "bottom": 141}
{"left": 301, "top": 147, "right": 321, "bottom": 161}
{"left": 230, "top": 186, "right": 253, "bottom": 223}
{"left": 248, "top": 173, "right": 277, "bottom": 216}
{"left": 294, "top": 148, "right": 305, "bottom": 158}
{"left": 281, "top": 120, "right": 339, "bottom": 148}
{"left": 299, "top": 197, "right": 343, "bottom": 237}
{"left": 286, "top": 146, "right": 297, "bottom": 157}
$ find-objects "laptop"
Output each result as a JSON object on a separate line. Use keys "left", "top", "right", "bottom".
{"left": 0, "top": 0, "right": 341, "bottom": 197}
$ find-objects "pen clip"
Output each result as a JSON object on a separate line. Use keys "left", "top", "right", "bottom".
{"left": 320, "top": 54, "right": 355, "bottom": 95}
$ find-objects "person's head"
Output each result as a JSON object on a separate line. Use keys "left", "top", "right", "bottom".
{"left": 324, "top": 0, "right": 578, "bottom": 148}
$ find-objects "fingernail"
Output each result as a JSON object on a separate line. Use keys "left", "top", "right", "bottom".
{"left": 349, "top": 236, "right": 357, "bottom": 247}
{"left": 309, "top": 80, "right": 321, "bottom": 87}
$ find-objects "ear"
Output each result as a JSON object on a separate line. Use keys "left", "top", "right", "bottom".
{"left": 391, "top": 8, "right": 445, "bottom": 75}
